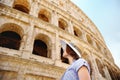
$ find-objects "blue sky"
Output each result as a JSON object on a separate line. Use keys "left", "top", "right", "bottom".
{"left": 71, "top": 0, "right": 120, "bottom": 68}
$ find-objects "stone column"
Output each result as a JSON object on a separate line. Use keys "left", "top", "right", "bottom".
{"left": 50, "top": 33, "right": 57, "bottom": 60}
{"left": 54, "top": 31, "right": 61, "bottom": 60}
{"left": 68, "top": 20, "right": 74, "bottom": 34}
{"left": 92, "top": 40, "right": 97, "bottom": 49}
{"left": 29, "top": 1, "right": 39, "bottom": 17}
{"left": 51, "top": 10, "right": 58, "bottom": 26}
{"left": 82, "top": 32, "right": 87, "bottom": 42}
{"left": 90, "top": 53, "right": 100, "bottom": 80}
{"left": 103, "top": 66, "right": 112, "bottom": 80}
{"left": 21, "top": 23, "right": 34, "bottom": 59}
{"left": 54, "top": 31, "right": 62, "bottom": 66}
{"left": 17, "top": 65, "right": 26, "bottom": 80}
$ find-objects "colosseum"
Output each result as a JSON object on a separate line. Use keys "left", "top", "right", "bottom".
{"left": 0, "top": 0, "right": 120, "bottom": 80}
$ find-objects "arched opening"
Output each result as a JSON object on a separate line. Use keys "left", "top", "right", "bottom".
{"left": 32, "top": 39, "right": 48, "bottom": 57}
{"left": 58, "top": 18, "right": 67, "bottom": 30}
{"left": 60, "top": 48, "right": 69, "bottom": 64}
{"left": 13, "top": 4, "right": 29, "bottom": 13}
{"left": 0, "top": 31, "right": 21, "bottom": 50}
{"left": 13, "top": 0, "right": 30, "bottom": 14}
{"left": 86, "top": 34, "right": 93, "bottom": 45}
{"left": 96, "top": 59, "right": 106, "bottom": 78}
{"left": 38, "top": 9, "right": 51, "bottom": 22}
{"left": 73, "top": 27, "right": 82, "bottom": 38}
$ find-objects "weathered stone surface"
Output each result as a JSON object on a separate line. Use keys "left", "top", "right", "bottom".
{"left": 0, "top": 0, "right": 120, "bottom": 80}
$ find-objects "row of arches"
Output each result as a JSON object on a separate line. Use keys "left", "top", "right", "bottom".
{"left": 0, "top": 23, "right": 85, "bottom": 63}
{"left": 0, "top": 23, "right": 51, "bottom": 58}
{"left": 11, "top": 0, "right": 104, "bottom": 53}
{"left": 0, "top": 27, "right": 68, "bottom": 63}
{"left": 0, "top": 27, "right": 82, "bottom": 62}
{"left": 0, "top": 23, "right": 119, "bottom": 80}
{"left": 0, "top": 31, "right": 119, "bottom": 80}
{"left": 0, "top": 30, "right": 49, "bottom": 57}
{"left": 0, "top": 23, "right": 109, "bottom": 64}
{"left": 0, "top": 24, "right": 79, "bottom": 63}
{"left": 95, "top": 59, "right": 120, "bottom": 80}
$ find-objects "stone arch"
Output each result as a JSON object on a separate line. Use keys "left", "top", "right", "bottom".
{"left": 32, "top": 34, "right": 51, "bottom": 58}
{"left": 73, "top": 26, "right": 82, "bottom": 38}
{"left": 86, "top": 34, "right": 93, "bottom": 45}
{"left": 58, "top": 18, "right": 68, "bottom": 30}
{"left": 38, "top": 9, "right": 51, "bottom": 22}
{"left": 0, "top": 23, "right": 24, "bottom": 37}
{"left": 95, "top": 59, "right": 106, "bottom": 78}
{"left": 13, "top": 0, "right": 30, "bottom": 14}
{"left": 0, "top": 23, "right": 24, "bottom": 50}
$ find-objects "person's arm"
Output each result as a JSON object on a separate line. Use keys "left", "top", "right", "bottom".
{"left": 78, "top": 66, "right": 91, "bottom": 80}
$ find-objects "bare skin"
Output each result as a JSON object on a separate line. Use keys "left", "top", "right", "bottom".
{"left": 78, "top": 66, "right": 91, "bottom": 80}
{"left": 63, "top": 50, "right": 91, "bottom": 80}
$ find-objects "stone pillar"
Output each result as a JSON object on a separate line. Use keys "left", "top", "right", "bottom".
{"left": 92, "top": 40, "right": 97, "bottom": 49}
{"left": 17, "top": 60, "right": 28, "bottom": 80}
{"left": 50, "top": 33, "right": 57, "bottom": 60}
{"left": 103, "top": 66, "right": 112, "bottom": 80}
{"left": 82, "top": 32, "right": 87, "bottom": 42}
{"left": 29, "top": 1, "right": 39, "bottom": 17}
{"left": 21, "top": 23, "right": 34, "bottom": 59}
{"left": 51, "top": 10, "right": 58, "bottom": 26}
{"left": 19, "top": 34, "right": 27, "bottom": 51}
{"left": 90, "top": 53, "right": 100, "bottom": 80}
{"left": 55, "top": 31, "right": 61, "bottom": 60}
{"left": 54, "top": 31, "right": 63, "bottom": 66}
{"left": 17, "top": 66, "right": 26, "bottom": 80}
{"left": 68, "top": 20, "right": 74, "bottom": 34}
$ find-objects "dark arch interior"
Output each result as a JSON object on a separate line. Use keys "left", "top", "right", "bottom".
{"left": 58, "top": 21, "right": 66, "bottom": 30}
{"left": 61, "top": 48, "right": 69, "bottom": 64}
{"left": 73, "top": 27, "right": 82, "bottom": 38}
{"left": 13, "top": 4, "right": 29, "bottom": 13}
{"left": 33, "top": 39, "right": 48, "bottom": 57}
{"left": 0, "top": 31, "right": 21, "bottom": 50}
{"left": 38, "top": 13, "right": 49, "bottom": 22}
{"left": 74, "top": 30, "right": 78, "bottom": 36}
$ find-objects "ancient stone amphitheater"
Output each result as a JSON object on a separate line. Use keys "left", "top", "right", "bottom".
{"left": 0, "top": 0, "right": 120, "bottom": 80}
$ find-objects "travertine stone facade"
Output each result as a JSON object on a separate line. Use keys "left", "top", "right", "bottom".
{"left": 0, "top": 0, "right": 120, "bottom": 80}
